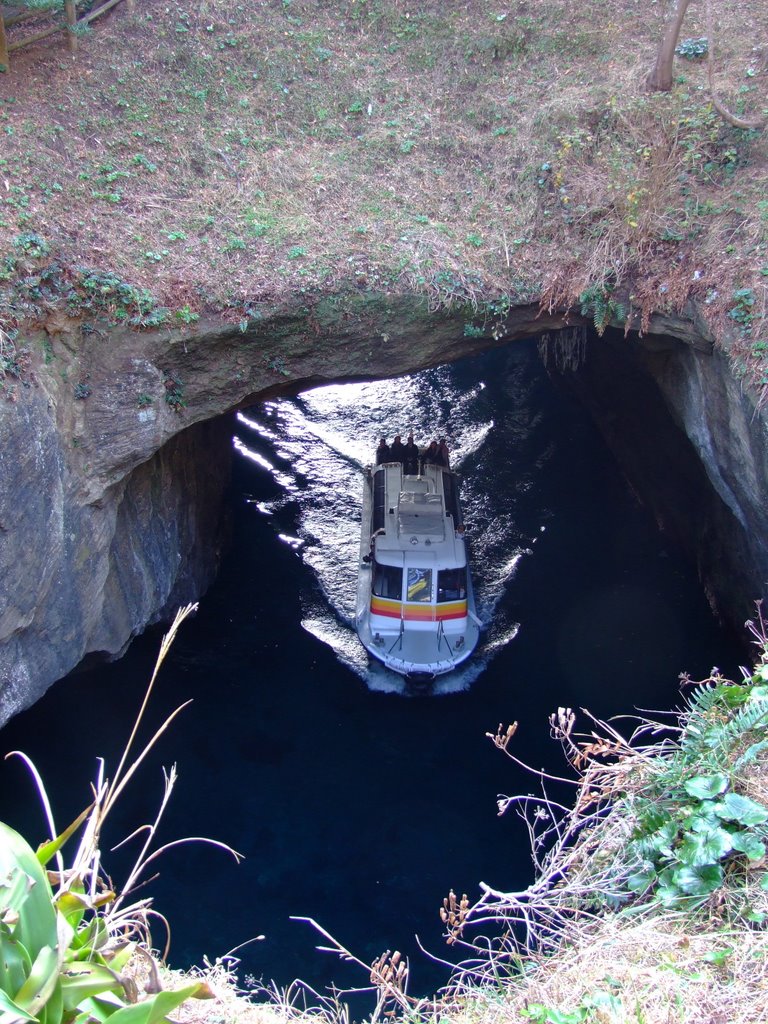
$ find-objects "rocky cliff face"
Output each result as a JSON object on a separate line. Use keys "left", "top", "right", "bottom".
{"left": 1, "top": 292, "right": 765, "bottom": 724}
{"left": 551, "top": 328, "right": 768, "bottom": 633}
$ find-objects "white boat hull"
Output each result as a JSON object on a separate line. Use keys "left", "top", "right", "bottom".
{"left": 355, "top": 460, "right": 481, "bottom": 683}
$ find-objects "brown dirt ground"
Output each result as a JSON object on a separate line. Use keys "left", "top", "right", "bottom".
{"left": 0, "top": 1, "right": 766, "bottom": 378}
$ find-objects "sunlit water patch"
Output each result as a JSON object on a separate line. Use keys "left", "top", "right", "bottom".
{"left": 234, "top": 362, "right": 530, "bottom": 692}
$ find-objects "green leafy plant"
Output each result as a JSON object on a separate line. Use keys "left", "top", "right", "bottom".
{"left": 223, "top": 237, "right": 247, "bottom": 253}
{"left": 620, "top": 644, "right": 768, "bottom": 910}
{"left": 675, "top": 37, "right": 709, "bottom": 59}
{"left": 174, "top": 306, "right": 199, "bottom": 325}
{"left": 131, "top": 154, "right": 158, "bottom": 173}
{"left": 728, "top": 288, "right": 756, "bottom": 334}
{"left": 0, "top": 606, "right": 239, "bottom": 1024}
{"left": 12, "top": 232, "right": 50, "bottom": 259}
{"left": 0, "top": 820, "right": 205, "bottom": 1024}
{"left": 69, "top": 270, "right": 169, "bottom": 329}
{"left": 579, "top": 281, "right": 626, "bottom": 335}
{"left": 163, "top": 373, "right": 186, "bottom": 411}
{"left": 132, "top": 307, "right": 170, "bottom": 329}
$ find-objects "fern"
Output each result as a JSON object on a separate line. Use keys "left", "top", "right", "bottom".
{"left": 720, "top": 699, "right": 768, "bottom": 745}
{"left": 734, "top": 739, "right": 768, "bottom": 770}
{"left": 578, "top": 282, "right": 626, "bottom": 336}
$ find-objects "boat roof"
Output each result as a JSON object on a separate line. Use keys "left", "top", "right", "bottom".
{"left": 397, "top": 491, "right": 445, "bottom": 538}
{"left": 372, "top": 462, "right": 466, "bottom": 568}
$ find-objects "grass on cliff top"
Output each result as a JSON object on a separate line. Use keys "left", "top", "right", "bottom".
{"left": 0, "top": 0, "right": 766, "bottom": 340}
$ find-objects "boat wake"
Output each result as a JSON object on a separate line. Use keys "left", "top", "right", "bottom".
{"left": 234, "top": 354, "right": 550, "bottom": 694}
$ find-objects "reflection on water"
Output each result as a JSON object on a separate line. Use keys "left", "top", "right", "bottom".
{"left": 0, "top": 341, "right": 744, "bottom": 998}
{"left": 233, "top": 364, "right": 533, "bottom": 693}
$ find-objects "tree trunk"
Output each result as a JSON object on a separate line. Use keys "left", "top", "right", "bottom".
{"left": 705, "top": 0, "right": 765, "bottom": 129}
{"left": 0, "top": 10, "right": 9, "bottom": 71}
{"left": 646, "top": 0, "right": 692, "bottom": 91}
{"left": 65, "top": 0, "right": 77, "bottom": 52}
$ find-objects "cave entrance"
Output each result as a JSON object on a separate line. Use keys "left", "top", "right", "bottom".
{"left": 0, "top": 333, "right": 748, "bottom": 999}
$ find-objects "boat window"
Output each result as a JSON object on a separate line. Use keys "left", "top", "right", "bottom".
{"left": 442, "top": 472, "right": 462, "bottom": 526}
{"left": 437, "top": 567, "right": 467, "bottom": 602}
{"left": 372, "top": 561, "right": 403, "bottom": 600}
{"left": 372, "top": 469, "right": 386, "bottom": 533}
{"left": 407, "top": 567, "right": 432, "bottom": 603}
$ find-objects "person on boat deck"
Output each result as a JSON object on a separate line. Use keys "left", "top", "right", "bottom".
{"left": 390, "top": 434, "right": 407, "bottom": 463}
{"left": 421, "top": 440, "right": 440, "bottom": 468}
{"left": 375, "top": 437, "right": 391, "bottom": 464}
{"left": 437, "top": 437, "right": 450, "bottom": 467}
{"left": 403, "top": 434, "right": 419, "bottom": 475}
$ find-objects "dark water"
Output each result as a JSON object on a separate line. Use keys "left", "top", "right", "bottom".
{"left": 0, "top": 341, "right": 743, "bottom": 998}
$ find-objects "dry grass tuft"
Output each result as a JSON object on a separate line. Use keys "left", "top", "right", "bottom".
{"left": 448, "top": 916, "right": 768, "bottom": 1024}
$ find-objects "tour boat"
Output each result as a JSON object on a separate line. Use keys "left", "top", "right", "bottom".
{"left": 356, "top": 455, "right": 481, "bottom": 685}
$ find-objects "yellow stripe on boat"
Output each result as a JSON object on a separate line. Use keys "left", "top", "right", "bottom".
{"left": 370, "top": 597, "right": 467, "bottom": 621}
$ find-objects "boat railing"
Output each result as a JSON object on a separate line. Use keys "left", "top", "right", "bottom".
{"left": 387, "top": 618, "right": 405, "bottom": 654}
{"left": 436, "top": 618, "right": 454, "bottom": 656}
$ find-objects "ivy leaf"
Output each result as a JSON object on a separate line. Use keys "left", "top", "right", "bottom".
{"left": 743, "top": 907, "right": 766, "bottom": 924}
{"left": 714, "top": 793, "right": 768, "bottom": 826}
{"left": 626, "top": 862, "right": 657, "bottom": 894}
{"left": 703, "top": 947, "right": 733, "bottom": 966}
{"left": 671, "top": 863, "right": 723, "bottom": 896}
{"left": 677, "top": 827, "right": 733, "bottom": 866}
{"left": 684, "top": 774, "right": 729, "bottom": 800}
{"left": 685, "top": 802, "right": 722, "bottom": 832}
{"left": 731, "top": 831, "right": 766, "bottom": 861}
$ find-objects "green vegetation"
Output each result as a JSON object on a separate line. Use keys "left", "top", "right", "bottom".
{"left": 624, "top": 675, "right": 768, "bottom": 909}
{"left": 163, "top": 372, "right": 186, "bottom": 411}
{"left": 0, "top": 607, "right": 236, "bottom": 1024}
{"left": 0, "top": 822, "right": 204, "bottom": 1024}
{"left": 578, "top": 281, "right": 626, "bottom": 335}
{"left": 675, "top": 37, "right": 709, "bottom": 60}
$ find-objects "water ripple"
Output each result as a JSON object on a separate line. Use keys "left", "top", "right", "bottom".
{"left": 234, "top": 353, "right": 548, "bottom": 692}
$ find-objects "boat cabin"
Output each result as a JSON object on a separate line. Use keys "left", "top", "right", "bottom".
{"left": 367, "top": 462, "right": 469, "bottom": 632}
